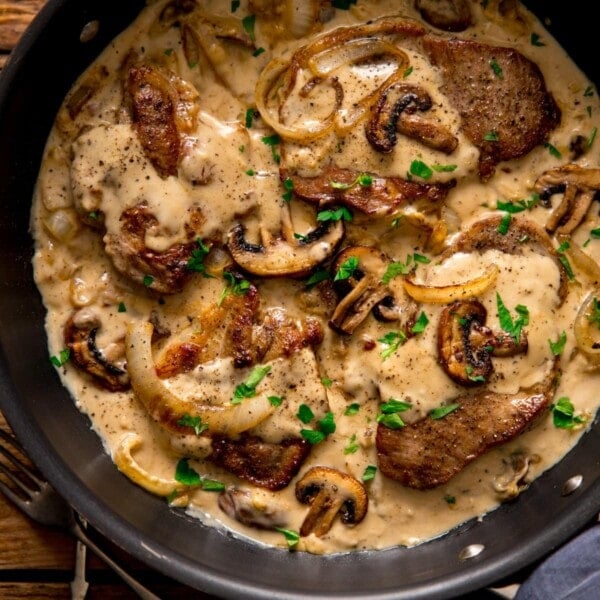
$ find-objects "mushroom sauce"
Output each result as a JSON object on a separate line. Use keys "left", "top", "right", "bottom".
{"left": 31, "top": 0, "right": 600, "bottom": 554}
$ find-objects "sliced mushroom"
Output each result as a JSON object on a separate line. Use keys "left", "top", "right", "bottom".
{"left": 218, "top": 487, "right": 288, "bottom": 529}
{"left": 227, "top": 203, "right": 344, "bottom": 277}
{"left": 493, "top": 451, "right": 540, "bottom": 500}
{"left": 438, "top": 300, "right": 527, "bottom": 386}
{"left": 329, "top": 246, "right": 416, "bottom": 334}
{"left": 534, "top": 164, "right": 600, "bottom": 235}
{"left": 414, "top": 0, "right": 472, "bottom": 32}
{"left": 64, "top": 310, "right": 130, "bottom": 392}
{"left": 367, "top": 82, "right": 458, "bottom": 154}
{"left": 295, "top": 466, "right": 368, "bottom": 536}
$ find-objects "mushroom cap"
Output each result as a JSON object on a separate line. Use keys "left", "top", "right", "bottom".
{"left": 295, "top": 466, "right": 368, "bottom": 536}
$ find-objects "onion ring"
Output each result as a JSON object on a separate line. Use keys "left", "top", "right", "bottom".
{"left": 403, "top": 264, "right": 499, "bottom": 303}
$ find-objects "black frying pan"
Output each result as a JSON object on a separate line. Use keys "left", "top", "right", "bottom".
{"left": 0, "top": 1, "right": 598, "bottom": 598}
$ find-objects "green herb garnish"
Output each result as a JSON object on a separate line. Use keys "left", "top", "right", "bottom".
{"left": 282, "top": 177, "right": 294, "bottom": 202}
{"left": 242, "top": 14, "right": 256, "bottom": 41}
{"left": 297, "top": 403, "right": 315, "bottom": 424}
{"left": 343, "top": 434, "right": 359, "bottom": 455}
{"left": 317, "top": 207, "right": 353, "bottom": 223}
{"left": 330, "top": 172, "right": 372, "bottom": 189}
{"left": 551, "top": 397, "right": 587, "bottom": 429}
{"left": 218, "top": 271, "right": 250, "bottom": 306}
{"left": 232, "top": 365, "right": 271, "bottom": 404}
{"left": 344, "top": 403, "right": 360, "bottom": 416}
{"left": 275, "top": 527, "right": 300, "bottom": 550}
{"left": 429, "top": 403, "right": 460, "bottom": 420}
{"left": 412, "top": 311, "right": 429, "bottom": 334}
{"left": 490, "top": 58, "right": 503, "bottom": 78}
{"left": 484, "top": 131, "right": 499, "bottom": 142}
{"left": 50, "top": 348, "right": 70, "bottom": 368}
{"left": 177, "top": 414, "right": 208, "bottom": 435}
{"left": 530, "top": 33, "right": 545, "bottom": 47}
{"left": 409, "top": 159, "right": 433, "bottom": 180}
{"left": 117, "top": 302, "right": 127, "bottom": 313}
{"left": 334, "top": 256, "right": 359, "bottom": 281}
{"left": 544, "top": 142, "right": 562, "bottom": 158}
{"left": 362, "top": 465, "right": 377, "bottom": 482}
{"left": 548, "top": 331, "right": 567, "bottom": 356}
{"left": 305, "top": 267, "right": 330, "bottom": 289}
{"left": 174, "top": 458, "right": 225, "bottom": 491}
{"left": 187, "top": 239, "right": 214, "bottom": 277}
{"left": 262, "top": 134, "right": 281, "bottom": 163}
{"left": 379, "top": 331, "right": 407, "bottom": 360}
{"left": 496, "top": 293, "right": 529, "bottom": 344}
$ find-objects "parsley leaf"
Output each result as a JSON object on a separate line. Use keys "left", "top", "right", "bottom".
{"left": 379, "top": 331, "right": 407, "bottom": 360}
{"left": 317, "top": 207, "right": 353, "bottom": 223}
{"left": 232, "top": 365, "right": 271, "bottom": 404}
{"left": 334, "top": 256, "right": 359, "bottom": 281}
{"left": 530, "top": 32, "right": 545, "bottom": 46}
{"left": 329, "top": 172, "right": 372, "bottom": 189}
{"left": 344, "top": 403, "right": 360, "bottom": 416}
{"left": 551, "top": 397, "right": 588, "bottom": 429}
{"left": 143, "top": 274, "right": 154, "bottom": 287}
{"left": 218, "top": 271, "right": 251, "bottom": 306}
{"left": 484, "top": 131, "right": 499, "bottom": 142}
{"left": 496, "top": 293, "right": 529, "bottom": 343}
{"left": 297, "top": 403, "right": 315, "bottom": 424}
{"left": 544, "top": 142, "right": 562, "bottom": 158}
{"left": 242, "top": 14, "right": 256, "bottom": 41}
{"left": 50, "top": 348, "right": 70, "bottom": 368}
{"left": 282, "top": 177, "right": 294, "bottom": 202}
{"left": 245, "top": 107, "right": 256, "bottom": 128}
{"left": 174, "top": 458, "right": 225, "bottom": 491}
{"left": 343, "top": 434, "right": 359, "bottom": 455}
{"left": 409, "top": 159, "right": 433, "bottom": 180}
{"left": 429, "top": 403, "right": 460, "bottom": 420}
{"left": 268, "top": 396, "right": 283, "bottom": 407}
{"left": 362, "top": 465, "right": 377, "bottom": 482}
{"left": 305, "top": 267, "right": 330, "bottom": 289}
{"left": 411, "top": 311, "right": 429, "bottom": 334}
{"left": 490, "top": 58, "right": 503, "bottom": 78}
{"left": 300, "top": 411, "right": 336, "bottom": 445}
{"left": 177, "top": 414, "right": 208, "bottom": 435}
{"left": 497, "top": 212, "right": 511, "bottom": 235}
{"left": 548, "top": 331, "right": 567, "bottom": 356}
{"left": 187, "top": 239, "right": 214, "bottom": 277}
{"left": 275, "top": 527, "right": 300, "bottom": 550}
{"left": 261, "top": 134, "right": 281, "bottom": 163}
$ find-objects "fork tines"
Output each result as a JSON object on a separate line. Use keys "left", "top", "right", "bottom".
{"left": 0, "top": 427, "right": 43, "bottom": 504}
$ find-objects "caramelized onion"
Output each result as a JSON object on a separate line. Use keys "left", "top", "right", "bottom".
{"left": 403, "top": 264, "right": 499, "bottom": 303}
{"left": 113, "top": 433, "right": 188, "bottom": 497}
{"left": 125, "top": 321, "right": 275, "bottom": 435}
{"left": 574, "top": 292, "right": 600, "bottom": 366}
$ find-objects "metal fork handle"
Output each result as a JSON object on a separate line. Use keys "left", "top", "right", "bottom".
{"left": 70, "top": 516, "right": 162, "bottom": 600}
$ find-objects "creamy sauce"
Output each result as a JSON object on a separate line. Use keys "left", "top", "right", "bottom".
{"left": 31, "top": 0, "right": 600, "bottom": 554}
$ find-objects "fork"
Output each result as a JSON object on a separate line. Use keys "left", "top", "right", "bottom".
{"left": 0, "top": 428, "right": 162, "bottom": 600}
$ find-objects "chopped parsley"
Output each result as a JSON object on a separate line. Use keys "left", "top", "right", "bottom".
{"left": 362, "top": 465, "right": 377, "bottom": 482}
{"left": 587, "top": 297, "right": 600, "bottom": 329}
{"left": 429, "top": 403, "right": 460, "bottom": 420}
{"left": 143, "top": 274, "right": 154, "bottom": 287}
{"left": 483, "top": 131, "right": 499, "bottom": 142}
{"left": 164, "top": 48, "right": 174, "bottom": 56}
{"left": 403, "top": 66, "right": 413, "bottom": 78}
{"left": 588, "top": 127, "right": 597, "bottom": 148}
{"left": 496, "top": 195, "right": 540, "bottom": 213}
{"left": 330, "top": 172, "right": 372, "bottom": 189}
{"left": 343, "top": 434, "right": 359, "bottom": 455}
{"left": 496, "top": 293, "right": 529, "bottom": 344}
{"left": 544, "top": 142, "right": 562, "bottom": 158}
{"left": 556, "top": 240, "right": 575, "bottom": 280}
{"left": 332, "top": 0, "right": 357, "bottom": 9}
{"left": 321, "top": 377, "right": 333, "bottom": 387}
{"left": 275, "top": 527, "right": 300, "bottom": 550}
{"left": 530, "top": 32, "right": 545, "bottom": 47}
{"left": 297, "top": 403, "right": 315, "bottom": 424}
{"left": 261, "top": 134, "right": 281, "bottom": 163}
{"left": 548, "top": 331, "right": 567, "bottom": 356}
{"left": 305, "top": 267, "right": 330, "bottom": 289}
{"left": 300, "top": 411, "right": 336, "bottom": 445}
{"left": 444, "top": 494, "right": 457, "bottom": 505}
{"left": 379, "top": 330, "right": 407, "bottom": 360}
{"left": 432, "top": 163, "right": 458, "bottom": 173}
{"left": 317, "top": 206, "right": 353, "bottom": 223}
{"left": 411, "top": 311, "right": 429, "bottom": 334}
{"left": 245, "top": 168, "right": 256, "bottom": 176}
{"left": 490, "top": 58, "right": 503, "bottom": 78}
{"left": 241, "top": 14, "right": 256, "bottom": 41}
{"left": 218, "top": 271, "right": 251, "bottom": 306}
{"left": 282, "top": 177, "right": 294, "bottom": 202}
{"left": 268, "top": 395, "right": 283, "bottom": 407}
{"left": 231, "top": 0, "right": 240, "bottom": 12}
{"left": 584, "top": 85, "right": 595, "bottom": 97}
{"left": 117, "top": 302, "right": 127, "bottom": 313}
{"left": 187, "top": 239, "right": 213, "bottom": 277}
{"left": 381, "top": 253, "right": 429, "bottom": 283}
{"left": 334, "top": 256, "right": 359, "bottom": 281}
{"left": 175, "top": 458, "right": 225, "bottom": 491}
{"left": 253, "top": 47, "right": 265, "bottom": 57}
{"left": 245, "top": 107, "right": 256, "bottom": 128}
{"left": 50, "top": 348, "right": 70, "bottom": 368}
{"left": 409, "top": 159, "right": 433, "bottom": 180}
{"left": 551, "top": 397, "right": 587, "bottom": 429}
{"left": 177, "top": 414, "right": 208, "bottom": 435}
{"left": 344, "top": 403, "right": 360, "bottom": 416}
{"left": 377, "top": 398, "right": 411, "bottom": 429}
{"left": 497, "top": 212, "right": 512, "bottom": 235}
{"left": 232, "top": 365, "right": 271, "bottom": 404}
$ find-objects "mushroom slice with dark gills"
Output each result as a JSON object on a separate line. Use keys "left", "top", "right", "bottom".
{"left": 376, "top": 363, "right": 559, "bottom": 490}
{"left": 126, "top": 63, "right": 200, "bottom": 178}
{"left": 329, "top": 245, "right": 417, "bottom": 335}
{"left": 281, "top": 165, "right": 455, "bottom": 217}
{"left": 64, "top": 309, "right": 130, "bottom": 392}
{"left": 295, "top": 466, "right": 368, "bottom": 536}
{"left": 227, "top": 202, "right": 344, "bottom": 277}
{"left": 366, "top": 82, "right": 458, "bottom": 154}
{"left": 414, "top": 0, "right": 472, "bottom": 32}
{"left": 438, "top": 299, "right": 527, "bottom": 386}
{"left": 422, "top": 35, "right": 560, "bottom": 181}
{"left": 534, "top": 164, "right": 600, "bottom": 235}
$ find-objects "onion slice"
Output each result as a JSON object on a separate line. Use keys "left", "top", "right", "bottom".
{"left": 125, "top": 321, "right": 275, "bottom": 435}
{"left": 403, "top": 265, "right": 499, "bottom": 303}
{"left": 574, "top": 292, "right": 600, "bottom": 366}
{"left": 113, "top": 433, "right": 186, "bottom": 497}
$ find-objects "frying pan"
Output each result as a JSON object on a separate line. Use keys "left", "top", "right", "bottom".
{"left": 0, "top": 1, "right": 598, "bottom": 598}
